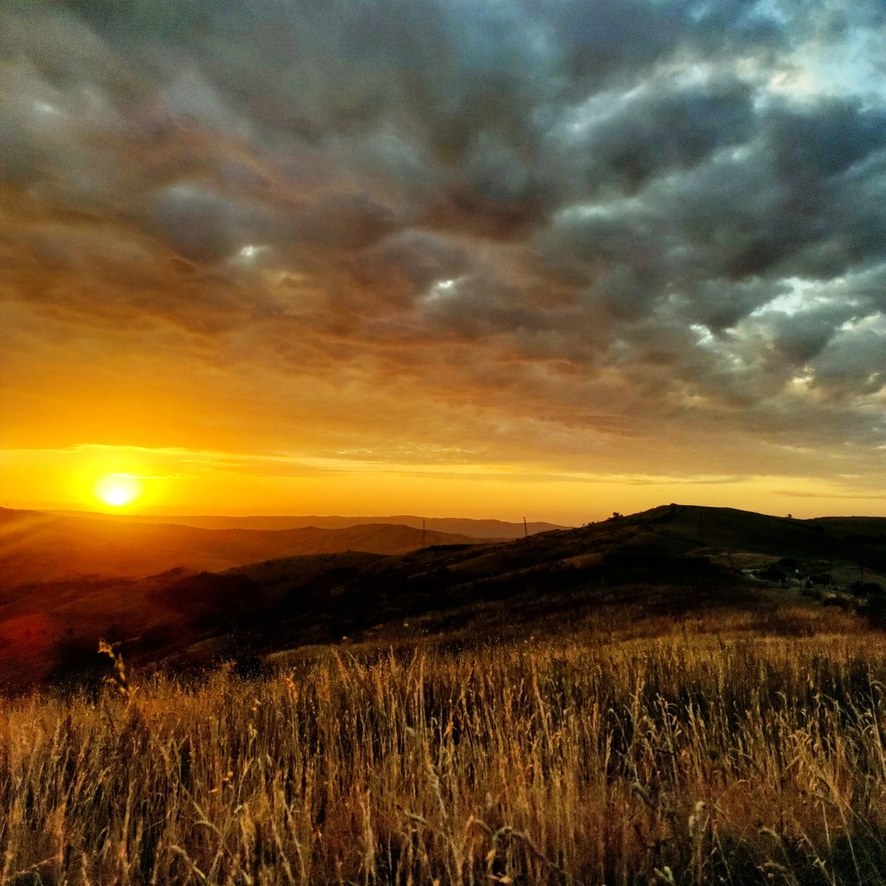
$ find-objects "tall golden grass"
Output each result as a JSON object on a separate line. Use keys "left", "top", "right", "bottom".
{"left": 0, "top": 622, "right": 884, "bottom": 884}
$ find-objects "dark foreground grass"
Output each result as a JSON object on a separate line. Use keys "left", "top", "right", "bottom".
{"left": 0, "top": 621, "right": 884, "bottom": 884}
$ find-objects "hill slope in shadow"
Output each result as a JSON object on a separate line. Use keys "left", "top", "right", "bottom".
{"left": 1, "top": 504, "right": 883, "bottom": 691}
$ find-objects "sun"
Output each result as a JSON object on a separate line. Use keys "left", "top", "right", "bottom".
{"left": 94, "top": 473, "right": 143, "bottom": 508}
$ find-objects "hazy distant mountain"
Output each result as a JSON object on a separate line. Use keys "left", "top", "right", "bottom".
{"left": 0, "top": 507, "right": 484, "bottom": 588}
{"left": 49, "top": 511, "right": 566, "bottom": 537}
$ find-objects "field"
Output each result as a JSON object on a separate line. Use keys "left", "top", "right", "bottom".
{"left": 2, "top": 611, "right": 885, "bottom": 885}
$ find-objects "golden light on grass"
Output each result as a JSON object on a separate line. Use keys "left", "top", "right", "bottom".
{"left": 5, "top": 626, "right": 886, "bottom": 884}
{"left": 94, "top": 473, "right": 143, "bottom": 508}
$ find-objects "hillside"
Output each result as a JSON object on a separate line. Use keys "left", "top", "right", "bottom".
{"left": 0, "top": 507, "right": 480, "bottom": 588}
{"left": 1, "top": 503, "right": 883, "bottom": 691}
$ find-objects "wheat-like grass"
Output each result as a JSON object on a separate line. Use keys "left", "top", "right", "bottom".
{"left": 0, "top": 628, "right": 883, "bottom": 883}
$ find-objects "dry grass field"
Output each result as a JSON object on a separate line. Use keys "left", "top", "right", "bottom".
{"left": 1, "top": 611, "right": 884, "bottom": 885}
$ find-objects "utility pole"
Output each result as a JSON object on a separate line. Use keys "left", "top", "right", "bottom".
{"left": 523, "top": 516, "right": 528, "bottom": 539}
{"left": 422, "top": 518, "right": 426, "bottom": 547}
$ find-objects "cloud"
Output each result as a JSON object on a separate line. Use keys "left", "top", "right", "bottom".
{"left": 1, "top": 0, "right": 884, "bottom": 492}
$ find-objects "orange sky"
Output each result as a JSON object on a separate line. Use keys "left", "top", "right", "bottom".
{"left": 1, "top": 443, "right": 882, "bottom": 525}
{"left": 1, "top": 3, "right": 884, "bottom": 523}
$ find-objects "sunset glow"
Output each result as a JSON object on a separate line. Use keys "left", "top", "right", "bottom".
{"left": 94, "top": 474, "right": 143, "bottom": 509}
{"left": 0, "top": 2, "right": 883, "bottom": 521}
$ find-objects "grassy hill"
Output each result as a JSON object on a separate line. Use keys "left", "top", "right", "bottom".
{"left": 1, "top": 503, "right": 882, "bottom": 691}
{"left": 1, "top": 506, "right": 885, "bottom": 883}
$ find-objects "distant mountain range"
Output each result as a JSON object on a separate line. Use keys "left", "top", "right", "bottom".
{"left": 0, "top": 507, "right": 492, "bottom": 587}
{"left": 0, "top": 503, "right": 883, "bottom": 691}
{"left": 48, "top": 510, "right": 566, "bottom": 538}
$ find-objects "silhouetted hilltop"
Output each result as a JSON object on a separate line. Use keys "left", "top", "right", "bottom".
{"left": 1, "top": 504, "right": 883, "bottom": 691}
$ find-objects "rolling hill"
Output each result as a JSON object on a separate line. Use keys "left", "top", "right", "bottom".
{"left": 0, "top": 503, "right": 883, "bottom": 691}
{"left": 0, "top": 507, "right": 482, "bottom": 588}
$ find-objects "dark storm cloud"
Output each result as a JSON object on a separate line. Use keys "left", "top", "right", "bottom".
{"left": 143, "top": 183, "right": 277, "bottom": 262}
{"left": 554, "top": 78, "right": 757, "bottom": 195}
{"left": 1, "top": 0, "right": 885, "bottom": 478}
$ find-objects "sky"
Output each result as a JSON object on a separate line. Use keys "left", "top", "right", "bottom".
{"left": 1, "top": 0, "right": 884, "bottom": 523}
